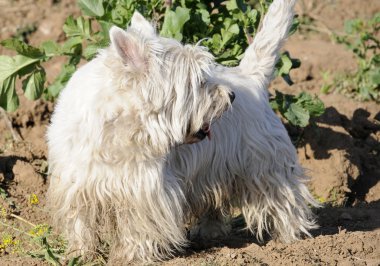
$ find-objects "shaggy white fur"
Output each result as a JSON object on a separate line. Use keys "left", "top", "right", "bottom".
{"left": 47, "top": 0, "right": 318, "bottom": 263}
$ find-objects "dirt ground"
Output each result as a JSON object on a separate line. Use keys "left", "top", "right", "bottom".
{"left": 0, "top": 0, "right": 379, "bottom": 265}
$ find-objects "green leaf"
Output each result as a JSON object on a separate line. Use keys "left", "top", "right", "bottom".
{"left": 270, "top": 97, "right": 279, "bottom": 110}
{"left": 62, "top": 37, "right": 83, "bottom": 54}
{"left": 226, "top": 0, "right": 247, "bottom": 12}
{"left": 296, "top": 92, "right": 325, "bottom": 117}
{"left": 344, "top": 19, "right": 362, "bottom": 34}
{"left": 1, "top": 39, "right": 44, "bottom": 58}
{"left": 63, "top": 16, "right": 79, "bottom": 37}
{"left": 160, "top": 7, "right": 190, "bottom": 41}
{"left": 211, "top": 34, "right": 222, "bottom": 51}
{"left": 41, "top": 41, "right": 61, "bottom": 57}
{"left": 198, "top": 9, "right": 210, "bottom": 25}
{"left": 220, "top": 18, "right": 240, "bottom": 47}
{"left": 44, "top": 248, "right": 60, "bottom": 265}
{"left": 321, "top": 84, "right": 332, "bottom": 94}
{"left": 78, "top": 0, "right": 105, "bottom": 17}
{"left": 216, "top": 43, "right": 243, "bottom": 66}
{"left": 63, "top": 16, "right": 92, "bottom": 39}
{"left": 277, "top": 53, "right": 293, "bottom": 76}
{"left": 284, "top": 103, "right": 310, "bottom": 127}
{"left": 98, "top": 20, "right": 113, "bottom": 40}
{"left": 226, "top": 0, "right": 239, "bottom": 11}
{"left": 289, "top": 17, "right": 300, "bottom": 36}
{"left": 246, "top": 9, "right": 258, "bottom": 25}
{"left": 0, "top": 75, "right": 19, "bottom": 112}
{"left": 22, "top": 68, "right": 46, "bottom": 100}
{"left": 83, "top": 44, "right": 101, "bottom": 60}
{"left": 369, "top": 68, "right": 380, "bottom": 85}
{"left": 276, "top": 52, "right": 300, "bottom": 85}
{"left": 0, "top": 55, "right": 17, "bottom": 82}
{"left": 41, "top": 237, "right": 60, "bottom": 266}
{"left": 67, "top": 256, "right": 81, "bottom": 266}
{"left": 0, "top": 187, "right": 8, "bottom": 199}
{"left": 0, "top": 55, "right": 40, "bottom": 111}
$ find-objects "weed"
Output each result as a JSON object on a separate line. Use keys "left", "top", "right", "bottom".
{"left": 0, "top": 192, "right": 106, "bottom": 265}
{"left": 270, "top": 90, "right": 325, "bottom": 127}
{"left": 29, "top": 193, "right": 40, "bottom": 206}
{"left": 323, "top": 13, "right": 380, "bottom": 102}
{"left": 0, "top": 192, "right": 69, "bottom": 264}
{"left": 0, "top": 188, "right": 8, "bottom": 200}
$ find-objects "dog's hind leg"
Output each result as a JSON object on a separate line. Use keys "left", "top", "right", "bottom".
{"left": 235, "top": 163, "right": 319, "bottom": 243}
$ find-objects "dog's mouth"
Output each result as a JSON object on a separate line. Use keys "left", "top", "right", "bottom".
{"left": 184, "top": 122, "right": 211, "bottom": 144}
{"left": 194, "top": 122, "right": 211, "bottom": 141}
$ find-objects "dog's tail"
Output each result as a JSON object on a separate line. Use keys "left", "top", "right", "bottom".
{"left": 239, "top": 0, "right": 296, "bottom": 84}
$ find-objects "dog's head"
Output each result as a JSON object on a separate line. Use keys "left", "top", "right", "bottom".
{"left": 108, "top": 12, "right": 234, "bottom": 150}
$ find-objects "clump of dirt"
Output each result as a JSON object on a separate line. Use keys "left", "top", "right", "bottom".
{"left": 0, "top": 0, "right": 380, "bottom": 265}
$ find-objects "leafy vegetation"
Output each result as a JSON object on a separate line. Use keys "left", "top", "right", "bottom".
{"left": 322, "top": 13, "right": 380, "bottom": 102}
{"left": 270, "top": 90, "right": 324, "bottom": 127}
{"left": 0, "top": 195, "right": 64, "bottom": 264}
{"left": 0, "top": 0, "right": 323, "bottom": 127}
{"left": 0, "top": 191, "right": 103, "bottom": 265}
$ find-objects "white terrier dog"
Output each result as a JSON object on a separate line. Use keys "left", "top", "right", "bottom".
{"left": 47, "top": 0, "right": 318, "bottom": 263}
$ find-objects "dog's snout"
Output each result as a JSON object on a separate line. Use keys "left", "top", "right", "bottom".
{"left": 228, "top": 92, "right": 235, "bottom": 103}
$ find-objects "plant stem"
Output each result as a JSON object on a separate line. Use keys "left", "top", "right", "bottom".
{"left": 10, "top": 214, "right": 36, "bottom": 227}
{"left": 0, "top": 107, "right": 22, "bottom": 142}
{"left": 0, "top": 220, "right": 35, "bottom": 238}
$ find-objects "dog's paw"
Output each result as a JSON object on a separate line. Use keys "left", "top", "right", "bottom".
{"left": 190, "top": 217, "right": 231, "bottom": 240}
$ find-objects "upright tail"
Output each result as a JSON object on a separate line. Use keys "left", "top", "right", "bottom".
{"left": 239, "top": 0, "right": 296, "bottom": 84}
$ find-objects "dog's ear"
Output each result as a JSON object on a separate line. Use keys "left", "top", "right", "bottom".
{"left": 110, "top": 26, "right": 147, "bottom": 73}
{"left": 130, "top": 11, "right": 155, "bottom": 37}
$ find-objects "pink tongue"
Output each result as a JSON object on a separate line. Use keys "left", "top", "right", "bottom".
{"left": 202, "top": 123, "right": 211, "bottom": 140}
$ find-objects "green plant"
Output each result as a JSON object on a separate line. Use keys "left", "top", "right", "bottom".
{"left": 0, "top": 194, "right": 100, "bottom": 265}
{"left": 0, "top": 0, "right": 321, "bottom": 127}
{"left": 270, "top": 90, "right": 325, "bottom": 127}
{"left": 0, "top": 196, "right": 64, "bottom": 264}
{"left": 0, "top": 188, "right": 8, "bottom": 200}
{"left": 323, "top": 13, "right": 380, "bottom": 102}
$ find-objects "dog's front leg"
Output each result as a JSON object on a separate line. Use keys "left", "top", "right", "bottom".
{"left": 106, "top": 165, "right": 188, "bottom": 263}
{"left": 189, "top": 209, "right": 231, "bottom": 240}
{"left": 66, "top": 215, "right": 98, "bottom": 258}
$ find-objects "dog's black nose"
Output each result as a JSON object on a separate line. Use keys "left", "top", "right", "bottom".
{"left": 228, "top": 92, "right": 235, "bottom": 103}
